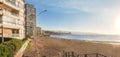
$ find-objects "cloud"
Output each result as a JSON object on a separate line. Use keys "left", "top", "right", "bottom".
{"left": 40, "top": 0, "right": 120, "bottom": 14}
{"left": 40, "top": 0, "right": 120, "bottom": 25}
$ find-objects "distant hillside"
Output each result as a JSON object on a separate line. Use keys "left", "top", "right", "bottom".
{"left": 43, "top": 30, "right": 71, "bottom": 35}
{"left": 43, "top": 30, "right": 120, "bottom": 37}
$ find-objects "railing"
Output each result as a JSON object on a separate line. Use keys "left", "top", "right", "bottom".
{"left": 5, "top": 0, "right": 18, "bottom": 7}
{"left": 12, "top": 34, "right": 19, "bottom": 37}
{"left": 2, "top": 15, "right": 22, "bottom": 26}
{"left": 62, "top": 51, "right": 107, "bottom": 57}
{"left": 0, "top": 33, "right": 19, "bottom": 38}
{"left": 0, "top": 34, "right": 12, "bottom": 37}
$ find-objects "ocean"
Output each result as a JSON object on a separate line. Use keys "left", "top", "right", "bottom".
{"left": 50, "top": 34, "right": 120, "bottom": 43}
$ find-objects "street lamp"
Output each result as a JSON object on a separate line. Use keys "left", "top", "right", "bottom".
{"left": 34, "top": 10, "right": 47, "bottom": 57}
{"left": 37, "top": 10, "right": 47, "bottom": 16}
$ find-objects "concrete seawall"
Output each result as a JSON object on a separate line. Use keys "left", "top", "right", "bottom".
{"left": 14, "top": 39, "right": 30, "bottom": 57}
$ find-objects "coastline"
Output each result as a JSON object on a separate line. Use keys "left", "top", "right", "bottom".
{"left": 51, "top": 35, "right": 120, "bottom": 45}
{"left": 51, "top": 34, "right": 120, "bottom": 43}
{"left": 23, "top": 36, "right": 120, "bottom": 57}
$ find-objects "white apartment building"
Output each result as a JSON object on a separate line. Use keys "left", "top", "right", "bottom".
{"left": 0, "top": 0, "right": 25, "bottom": 39}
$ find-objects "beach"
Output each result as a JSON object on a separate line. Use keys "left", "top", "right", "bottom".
{"left": 23, "top": 36, "right": 120, "bottom": 57}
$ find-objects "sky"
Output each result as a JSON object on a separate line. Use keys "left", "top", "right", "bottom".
{"left": 26, "top": 0, "right": 120, "bottom": 34}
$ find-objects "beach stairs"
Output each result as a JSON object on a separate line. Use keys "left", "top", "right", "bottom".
{"left": 62, "top": 51, "right": 107, "bottom": 57}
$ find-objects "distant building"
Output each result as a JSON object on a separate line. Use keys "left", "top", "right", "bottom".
{"left": 0, "top": 0, "right": 25, "bottom": 39}
{"left": 36, "top": 27, "right": 42, "bottom": 36}
{"left": 25, "top": 4, "right": 36, "bottom": 37}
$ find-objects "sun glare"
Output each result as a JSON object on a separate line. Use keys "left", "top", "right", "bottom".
{"left": 115, "top": 17, "right": 120, "bottom": 34}
{"left": 116, "top": 19, "right": 120, "bottom": 29}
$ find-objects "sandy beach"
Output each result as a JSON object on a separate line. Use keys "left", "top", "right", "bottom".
{"left": 23, "top": 36, "right": 120, "bottom": 57}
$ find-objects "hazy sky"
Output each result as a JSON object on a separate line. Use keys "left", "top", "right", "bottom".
{"left": 26, "top": 0, "right": 120, "bottom": 34}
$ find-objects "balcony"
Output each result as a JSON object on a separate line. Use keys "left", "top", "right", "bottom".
{"left": 0, "top": 34, "right": 19, "bottom": 38}
{"left": 3, "top": 24, "right": 20, "bottom": 29}
{"left": 12, "top": 34, "right": 19, "bottom": 37}
{"left": 2, "top": 9, "right": 19, "bottom": 19}
{"left": 0, "top": 0, "right": 19, "bottom": 13}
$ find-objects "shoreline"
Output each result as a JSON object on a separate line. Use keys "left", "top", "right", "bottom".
{"left": 50, "top": 34, "right": 120, "bottom": 43}
{"left": 50, "top": 36, "right": 120, "bottom": 45}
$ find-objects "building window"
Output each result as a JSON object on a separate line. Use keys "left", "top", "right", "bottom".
{"left": 12, "top": 29, "right": 19, "bottom": 34}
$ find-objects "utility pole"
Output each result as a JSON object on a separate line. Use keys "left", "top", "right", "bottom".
{"left": 2, "top": 18, "right": 4, "bottom": 43}
{"left": 0, "top": 8, "right": 4, "bottom": 43}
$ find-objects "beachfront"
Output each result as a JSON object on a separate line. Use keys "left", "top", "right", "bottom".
{"left": 23, "top": 36, "right": 120, "bottom": 57}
